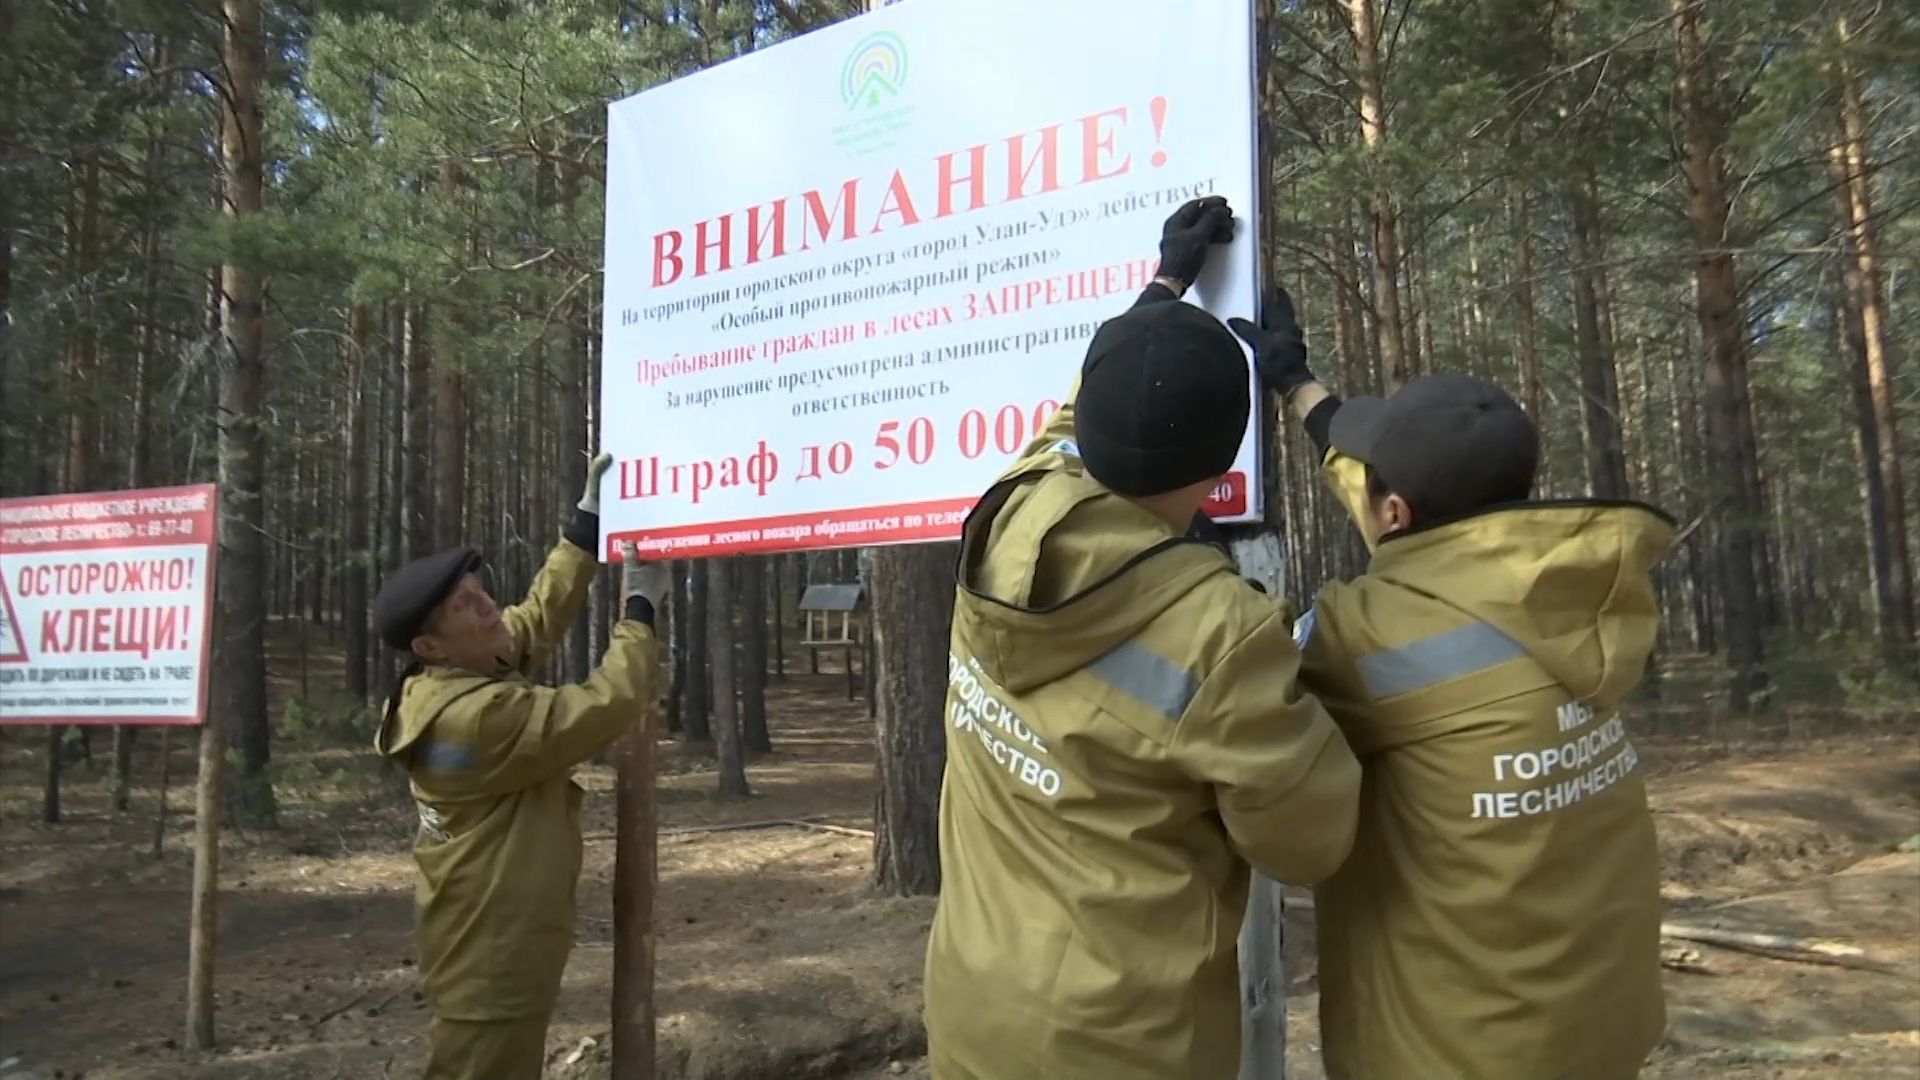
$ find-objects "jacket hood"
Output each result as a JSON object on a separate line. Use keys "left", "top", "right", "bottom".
{"left": 1366, "top": 500, "right": 1675, "bottom": 708}
{"left": 952, "top": 466, "right": 1235, "bottom": 695}
{"left": 373, "top": 664, "right": 491, "bottom": 759}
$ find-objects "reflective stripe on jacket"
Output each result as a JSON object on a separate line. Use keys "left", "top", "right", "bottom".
{"left": 924, "top": 288, "right": 1361, "bottom": 1079}
{"left": 374, "top": 539, "right": 657, "bottom": 1020}
{"left": 1305, "top": 448, "right": 1673, "bottom": 1080}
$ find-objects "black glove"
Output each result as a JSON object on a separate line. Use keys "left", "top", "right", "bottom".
{"left": 1229, "top": 285, "right": 1315, "bottom": 399}
{"left": 1157, "top": 196, "right": 1236, "bottom": 289}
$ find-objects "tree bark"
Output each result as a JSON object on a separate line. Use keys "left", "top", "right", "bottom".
{"left": 1568, "top": 180, "right": 1629, "bottom": 500}
{"left": 1829, "top": 21, "right": 1915, "bottom": 672}
{"left": 402, "top": 301, "right": 433, "bottom": 560}
{"left": 431, "top": 364, "right": 466, "bottom": 551}
{"left": 741, "top": 556, "right": 771, "bottom": 753}
{"left": 709, "top": 559, "right": 750, "bottom": 798}
{"left": 1672, "top": 0, "right": 1767, "bottom": 709}
{"left": 684, "top": 560, "right": 713, "bottom": 742}
{"left": 374, "top": 303, "right": 406, "bottom": 697}
{"left": 565, "top": 355, "right": 591, "bottom": 677}
{"left": 1668, "top": 337, "right": 1713, "bottom": 653}
{"left": 1344, "top": 0, "right": 1410, "bottom": 388}
{"left": 218, "top": 0, "right": 276, "bottom": 825}
{"left": 115, "top": 74, "right": 174, "bottom": 810}
{"left": 46, "top": 153, "right": 105, "bottom": 823}
{"left": 1409, "top": 247, "right": 1432, "bottom": 378}
{"left": 1833, "top": 278, "right": 1901, "bottom": 654}
{"left": 666, "top": 560, "right": 687, "bottom": 735}
{"left": 344, "top": 304, "right": 373, "bottom": 702}
{"left": 1508, "top": 185, "right": 1547, "bottom": 438}
{"left": 868, "top": 543, "right": 954, "bottom": 896}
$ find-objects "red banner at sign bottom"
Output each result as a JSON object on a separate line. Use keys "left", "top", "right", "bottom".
{"left": 608, "top": 471, "right": 1251, "bottom": 560}
{"left": 608, "top": 497, "right": 979, "bottom": 559}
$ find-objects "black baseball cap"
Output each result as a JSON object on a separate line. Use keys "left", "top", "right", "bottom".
{"left": 372, "top": 546, "right": 484, "bottom": 652}
{"left": 1329, "top": 373, "right": 1538, "bottom": 522}
{"left": 1073, "top": 301, "right": 1250, "bottom": 498}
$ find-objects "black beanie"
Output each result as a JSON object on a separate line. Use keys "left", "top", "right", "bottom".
{"left": 1072, "top": 301, "right": 1250, "bottom": 497}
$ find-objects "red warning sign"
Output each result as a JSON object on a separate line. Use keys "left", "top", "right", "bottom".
{"left": 0, "top": 571, "right": 27, "bottom": 664}
{"left": 0, "top": 484, "right": 218, "bottom": 725}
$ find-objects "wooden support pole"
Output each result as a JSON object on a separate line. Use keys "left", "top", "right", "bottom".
{"left": 611, "top": 701, "right": 657, "bottom": 1078}
{"left": 186, "top": 709, "right": 224, "bottom": 1049}
{"left": 1237, "top": 871, "right": 1286, "bottom": 1079}
{"left": 1230, "top": 536, "right": 1288, "bottom": 1080}
{"left": 1234, "top": 7, "right": 1287, "bottom": 1075}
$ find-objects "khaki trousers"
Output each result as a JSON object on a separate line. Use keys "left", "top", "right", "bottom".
{"left": 422, "top": 1012, "right": 551, "bottom": 1080}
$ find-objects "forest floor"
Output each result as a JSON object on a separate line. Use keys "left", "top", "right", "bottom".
{"left": 0, "top": 625, "right": 1916, "bottom": 1080}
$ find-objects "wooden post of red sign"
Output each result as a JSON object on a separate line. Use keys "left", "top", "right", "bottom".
{"left": 610, "top": 695, "right": 657, "bottom": 1077}
{"left": 186, "top": 708, "right": 224, "bottom": 1049}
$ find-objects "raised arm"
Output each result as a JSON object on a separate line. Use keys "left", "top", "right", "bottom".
{"left": 502, "top": 452, "right": 613, "bottom": 671}
{"left": 1231, "top": 288, "right": 1379, "bottom": 543}
{"left": 420, "top": 619, "right": 659, "bottom": 797}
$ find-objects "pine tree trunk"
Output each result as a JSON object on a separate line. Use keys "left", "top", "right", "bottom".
{"left": 667, "top": 561, "right": 687, "bottom": 734}
{"left": 1829, "top": 24, "right": 1916, "bottom": 672}
{"left": 741, "top": 556, "right": 771, "bottom": 753}
{"left": 1668, "top": 338, "right": 1713, "bottom": 653}
{"left": 402, "top": 300, "right": 433, "bottom": 560}
{"left": 1326, "top": 230, "right": 1358, "bottom": 395}
{"left": 432, "top": 364, "right": 466, "bottom": 551}
{"left": 684, "top": 561, "right": 713, "bottom": 742}
{"left": 1833, "top": 281, "right": 1901, "bottom": 652}
{"left": 869, "top": 543, "right": 954, "bottom": 896}
{"left": 0, "top": 0, "right": 10, "bottom": 376}
{"left": 564, "top": 342, "right": 591, "bottom": 683}
{"left": 1626, "top": 336, "right": 1665, "bottom": 696}
{"left": 1672, "top": 0, "right": 1767, "bottom": 709}
{"left": 1344, "top": 0, "right": 1410, "bottom": 388}
{"left": 586, "top": 330, "right": 608, "bottom": 666}
{"left": 1568, "top": 180, "right": 1629, "bottom": 500}
{"left": 1409, "top": 247, "right": 1432, "bottom": 378}
{"left": 709, "top": 559, "right": 750, "bottom": 798}
{"left": 560, "top": 174, "right": 592, "bottom": 682}
{"left": 344, "top": 304, "right": 373, "bottom": 702}
{"left": 1508, "top": 186, "right": 1547, "bottom": 446}
{"left": 113, "top": 88, "right": 173, "bottom": 812}
{"left": 771, "top": 555, "right": 786, "bottom": 679}
{"left": 47, "top": 154, "right": 106, "bottom": 822}
{"left": 218, "top": 0, "right": 276, "bottom": 825}
{"left": 374, "top": 303, "right": 406, "bottom": 697}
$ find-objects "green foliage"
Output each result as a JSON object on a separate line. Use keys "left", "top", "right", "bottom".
{"left": 284, "top": 694, "right": 379, "bottom": 745}
{"left": 2, "top": 0, "right": 1913, "bottom": 730}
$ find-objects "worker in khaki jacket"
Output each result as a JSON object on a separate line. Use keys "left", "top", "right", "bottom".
{"left": 1230, "top": 291, "right": 1673, "bottom": 1079}
{"left": 924, "top": 197, "right": 1362, "bottom": 1080}
{"left": 372, "top": 453, "right": 666, "bottom": 1080}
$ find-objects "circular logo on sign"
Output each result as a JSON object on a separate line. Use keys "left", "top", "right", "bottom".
{"left": 841, "top": 32, "right": 908, "bottom": 110}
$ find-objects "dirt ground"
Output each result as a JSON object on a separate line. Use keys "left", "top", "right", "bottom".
{"left": 2, "top": 634, "right": 1916, "bottom": 1080}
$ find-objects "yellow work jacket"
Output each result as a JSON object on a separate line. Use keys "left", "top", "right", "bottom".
{"left": 1305, "top": 449, "right": 1673, "bottom": 1079}
{"left": 924, "top": 366, "right": 1362, "bottom": 1078}
{"left": 374, "top": 539, "right": 657, "bottom": 1020}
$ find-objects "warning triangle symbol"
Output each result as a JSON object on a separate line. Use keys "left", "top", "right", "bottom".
{"left": 0, "top": 571, "right": 28, "bottom": 664}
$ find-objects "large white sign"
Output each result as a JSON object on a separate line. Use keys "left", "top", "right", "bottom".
{"left": 0, "top": 485, "right": 218, "bottom": 725}
{"left": 601, "top": 0, "right": 1260, "bottom": 557}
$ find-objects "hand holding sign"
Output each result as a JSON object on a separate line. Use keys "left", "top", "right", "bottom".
{"left": 1156, "top": 196, "right": 1237, "bottom": 290}
{"left": 1230, "top": 285, "right": 1315, "bottom": 400}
